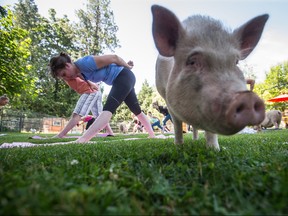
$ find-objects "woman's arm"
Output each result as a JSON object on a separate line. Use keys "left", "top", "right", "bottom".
{"left": 87, "top": 80, "right": 99, "bottom": 91}
{"left": 93, "top": 54, "right": 133, "bottom": 69}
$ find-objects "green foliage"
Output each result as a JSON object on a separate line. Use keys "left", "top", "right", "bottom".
{"left": 137, "top": 79, "right": 154, "bottom": 112}
{"left": 5, "top": 0, "right": 121, "bottom": 117}
{"left": 254, "top": 61, "right": 288, "bottom": 111}
{"left": 0, "top": 6, "right": 7, "bottom": 17}
{"left": 75, "top": 0, "right": 120, "bottom": 55}
{"left": 0, "top": 7, "right": 33, "bottom": 97}
{"left": 12, "top": 0, "right": 80, "bottom": 116}
{"left": 0, "top": 130, "right": 288, "bottom": 214}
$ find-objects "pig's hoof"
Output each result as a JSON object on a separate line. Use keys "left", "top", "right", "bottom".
{"left": 207, "top": 144, "right": 220, "bottom": 151}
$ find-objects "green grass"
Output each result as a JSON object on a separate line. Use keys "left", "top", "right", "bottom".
{"left": 0, "top": 130, "right": 287, "bottom": 215}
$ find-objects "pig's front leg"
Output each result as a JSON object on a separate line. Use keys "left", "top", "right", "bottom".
{"left": 173, "top": 117, "right": 184, "bottom": 144}
{"left": 273, "top": 121, "right": 279, "bottom": 129}
{"left": 205, "top": 131, "right": 220, "bottom": 151}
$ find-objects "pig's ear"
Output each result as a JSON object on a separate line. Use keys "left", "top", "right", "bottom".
{"left": 151, "top": 5, "right": 182, "bottom": 57}
{"left": 233, "top": 14, "right": 269, "bottom": 60}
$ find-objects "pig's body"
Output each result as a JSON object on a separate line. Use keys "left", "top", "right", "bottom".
{"left": 151, "top": 5, "right": 268, "bottom": 150}
{"left": 0, "top": 94, "right": 9, "bottom": 108}
{"left": 119, "top": 122, "right": 129, "bottom": 134}
{"left": 260, "top": 110, "right": 282, "bottom": 129}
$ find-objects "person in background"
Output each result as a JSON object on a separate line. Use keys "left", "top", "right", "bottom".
{"left": 77, "top": 115, "right": 94, "bottom": 130}
{"left": 0, "top": 94, "right": 9, "bottom": 109}
{"left": 131, "top": 113, "right": 145, "bottom": 133}
{"left": 53, "top": 78, "right": 114, "bottom": 138}
{"left": 83, "top": 115, "right": 95, "bottom": 130}
{"left": 147, "top": 111, "right": 163, "bottom": 132}
{"left": 152, "top": 101, "right": 172, "bottom": 132}
{"left": 49, "top": 52, "right": 155, "bottom": 142}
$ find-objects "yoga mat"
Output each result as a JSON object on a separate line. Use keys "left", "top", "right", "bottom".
{"left": 30, "top": 133, "right": 111, "bottom": 139}
{"left": 0, "top": 135, "right": 174, "bottom": 149}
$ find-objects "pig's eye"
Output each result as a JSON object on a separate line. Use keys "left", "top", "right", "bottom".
{"left": 187, "top": 59, "right": 196, "bottom": 65}
{"left": 186, "top": 55, "right": 201, "bottom": 68}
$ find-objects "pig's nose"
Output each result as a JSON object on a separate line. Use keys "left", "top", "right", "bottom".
{"left": 226, "top": 91, "right": 265, "bottom": 130}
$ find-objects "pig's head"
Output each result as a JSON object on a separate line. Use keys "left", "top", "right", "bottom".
{"left": 0, "top": 94, "right": 9, "bottom": 107}
{"left": 151, "top": 5, "right": 267, "bottom": 135}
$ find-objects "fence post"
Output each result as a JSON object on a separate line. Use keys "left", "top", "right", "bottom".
{"left": 19, "top": 114, "right": 24, "bottom": 132}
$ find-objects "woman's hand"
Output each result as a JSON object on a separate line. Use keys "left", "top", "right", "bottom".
{"left": 88, "top": 81, "right": 99, "bottom": 91}
{"left": 127, "top": 60, "right": 134, "bottom": 69}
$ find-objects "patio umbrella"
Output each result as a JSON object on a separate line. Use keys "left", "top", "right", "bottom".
{"left": 267, "top": 94, "right": 288, "bottom": 102}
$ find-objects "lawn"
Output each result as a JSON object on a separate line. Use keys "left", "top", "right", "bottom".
{"left": 0, "top": 130, "right": 287, "bottom": 215}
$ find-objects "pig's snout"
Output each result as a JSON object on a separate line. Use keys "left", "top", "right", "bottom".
{"left": 225, "top": 91, "right": 265, "bottom": 134}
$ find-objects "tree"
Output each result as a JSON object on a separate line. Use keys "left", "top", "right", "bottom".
{"left": 13, "top": 0, "right": 78, "bottom": 116}
{"left": 254, "top": 61, "right": 288, "bottom": 111}
{"left": 34, "top": 9, "right": 79, "bottom": 116}
{"left": 137, "top": 79, "right": 154, "bottom": 112}
{"left": 111, "top": 103, "right": 131, "bottom": 122}
{"left": 0, "top": 7, "right": 32, "bottom": 98}
{"left": 0, "top": 6, "right": 7, "bottom": 17}
{"left": 75, "top": 0, "right": 120, "bottom": 56}
{"left": 4, "top": 0, "right": 120, "bottom": 117}
{"left": 11, "top": 0, "right": 121, "bottom": 117}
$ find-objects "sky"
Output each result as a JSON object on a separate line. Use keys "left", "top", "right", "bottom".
{"left": 2, "top": 0, "right": 288, "bottom": 95}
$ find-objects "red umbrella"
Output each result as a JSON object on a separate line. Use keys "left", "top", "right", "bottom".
{"left": 267, "top": 94, "right": 288, "bottom": 102}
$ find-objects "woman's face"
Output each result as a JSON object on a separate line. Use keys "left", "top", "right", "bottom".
{"left": 57, "top": 63, "right": 78, "bottom": 80}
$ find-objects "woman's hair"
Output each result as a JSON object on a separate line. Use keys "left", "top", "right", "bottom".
{"left": 49, "top": 52, "right": 72, "bottom": 78}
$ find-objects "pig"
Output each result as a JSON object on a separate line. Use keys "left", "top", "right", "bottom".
{"left": 151, "top": 5, "right": 268, "bottom": 150}
{"left": 257, "top": 110, "right": 282, "bottom": 130}
{"left": 119, "top": 121, "right": 132, "bottom": 134}
{"left": 119, "top": 122, "right": 129, "bottom": 134}
{"left": 0, "top": 94, "right": 9, "bottom": 108}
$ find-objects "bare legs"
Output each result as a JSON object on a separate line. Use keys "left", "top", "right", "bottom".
{"left": 104, "top": 124, "right": 114, "bottom": 136}
{"left": 76, "top": 111, "right": 112, "bottom": 143}
{"left": 54, "top": 113, "right": 81, "bottom": 138}
{"left": 54, "top": 113, "right": 114, "bottom": 139}
{"left": 136, "top": 112, "right": 155, "bottom": 138}
{"left": 76, "top": 111, "right": 155, "bottom": 143}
